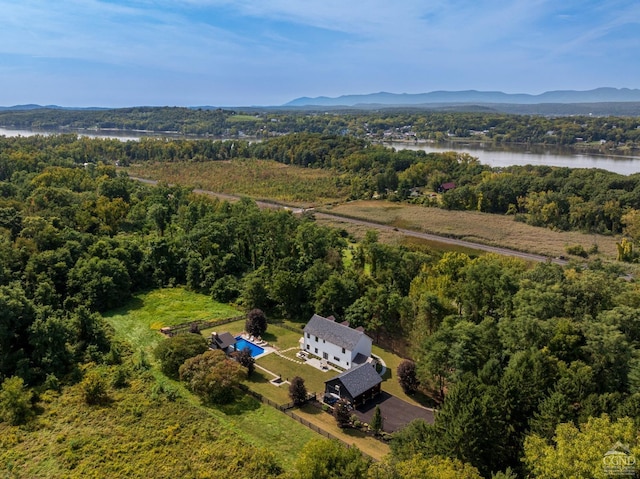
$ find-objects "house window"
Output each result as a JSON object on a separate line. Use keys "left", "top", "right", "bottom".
{"left": 314, "top": 348, "right": 318, "bottom": 354}
{"left": 342, "top": 347, "right": 345, "bottom": 354}
{"left": 306, "top": 333, "right": 310, "bottom": 338}
{"left": 323, "top": 352, "right": 328, "bottom": 360}
{"left": 346, "top": 362, "right": 349, "bottom": 366}
{"left": 306, "top": 344, "right": 309, "bottom": 350}
{"left": 334, "top": 356, "right": 340, "bottom": 362}
{"left": 323, "top": 339, "right": 325, "bottom": 343}
{"left": 315, "top": 337, "right": 318, "bottom": 342}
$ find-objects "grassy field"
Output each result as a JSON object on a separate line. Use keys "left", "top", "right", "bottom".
{"left": 101, "top": 289, "right": 323, "bottom": 470}
{"left": 126, "top": 159, "right": 619, "bottom": 262}
{"left": 322, "top": 200, "right": 621, "bottom": 261}
{"left": 104, "top": 288, "right": 241, "bottom": 362}
{"left": 0, "top": 370, "right": 307, "bottom": 478}
{"left": 126, "top": 160, "right": 350, "bottom": 206}
{"left": 294, "top": 404, "right": 390, "bottom": 461}
{"left": 226, "top": 114, "right": 263, "bottom": 123}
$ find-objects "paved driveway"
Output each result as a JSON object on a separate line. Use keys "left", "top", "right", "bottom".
{"left": 353, "top": 392, "right": 435, "bottom": 433}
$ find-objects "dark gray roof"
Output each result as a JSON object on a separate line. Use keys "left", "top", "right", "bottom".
{"left": 353, "top": 353, "right": 369, "bottom": 365}
{"left": 328, "top": 364, "right": 382, "bottom": 398}
{"left": 304, "top": 314, "right": 370, "bottom": 350}
{"left": 213, "top": 332, "right": 236, "bottom": 350}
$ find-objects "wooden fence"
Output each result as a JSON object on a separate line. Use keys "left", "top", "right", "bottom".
{"left": 238, "top": 385, "right": 375, "bottom": 461}
{"left": 161, "top": 315, "right": 245, "bottom": 337}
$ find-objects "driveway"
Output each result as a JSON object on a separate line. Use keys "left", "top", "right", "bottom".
{"left": 353, "top": 392, "right": 435, "bottom": 433}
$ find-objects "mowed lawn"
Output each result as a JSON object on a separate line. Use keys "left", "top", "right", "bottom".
{"left": 324, "top": 200, "right": 621, "bottom": 260}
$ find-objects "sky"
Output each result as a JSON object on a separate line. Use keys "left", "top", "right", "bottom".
{"left": 1, "top": 0, "right": 639, "bottom": 107}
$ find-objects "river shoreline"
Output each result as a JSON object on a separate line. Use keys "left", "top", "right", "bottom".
{"left": 2, "top": 126, "right": 639, "bottom": 175}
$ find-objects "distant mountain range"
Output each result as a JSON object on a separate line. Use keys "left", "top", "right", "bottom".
{"left": 2, "top": 88, "right": 640, "bottom": 116}
{"left": 284, "top": 88, "right": 640, "bottom": 107}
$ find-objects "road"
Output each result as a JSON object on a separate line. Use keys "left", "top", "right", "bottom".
{"left": 129, "top": 176, "right": 568, "bottom": 265}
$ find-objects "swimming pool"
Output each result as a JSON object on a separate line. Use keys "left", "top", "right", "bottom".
{"left": 235, "top": 337, "right": 265, "bottom": 357}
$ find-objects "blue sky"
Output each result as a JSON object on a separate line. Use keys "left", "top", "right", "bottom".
{"left": 1, "top": 0, "right": 639, "bottom": 107}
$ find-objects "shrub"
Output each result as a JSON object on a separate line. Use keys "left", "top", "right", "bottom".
{"left": 151, "top": 381, "right": 180, "bottom": 402}
{"left": 43, "top": 373, "right": 61, "bottom": 392}
{"left": 154, "top": 333, "right": 208, "bottom": 379}
{"left": 111, "top": 366, "right": 129, "bottom": 389}
{"left": 565, "top": 244, "right": 588, "bottom": 258}
{"left": 81, "top": 369, "right": 109, "bottom": 405}
{"left": 0, "top": 376, "right": 34, "bottom": 425}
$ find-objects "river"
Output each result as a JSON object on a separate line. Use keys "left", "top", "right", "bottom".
{"left": 2, "top": 127, "right": 639, "bottom": 176}
{"left": 387, "top": 141, "right": 640, "bottom": 176}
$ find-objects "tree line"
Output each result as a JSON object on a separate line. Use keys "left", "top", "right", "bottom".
{"left": 1, "top": 107, "right": 640, "bottom": 149}
{"left": 19, "top": 131, "right": 635, "bottom": 237}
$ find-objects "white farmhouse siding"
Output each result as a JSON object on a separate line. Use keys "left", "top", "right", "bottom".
{"left": 302, "top": 314, "right": 372, "bottom": 369}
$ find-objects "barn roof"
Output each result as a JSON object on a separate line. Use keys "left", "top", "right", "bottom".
{"left": 328, "top": 364, "right": 382, "bottom": 399}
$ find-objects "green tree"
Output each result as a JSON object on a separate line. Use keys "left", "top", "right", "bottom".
{"left": 67, "top": 256, "right": 131, "bottom": 311}
{"left": 294, "top": 439, "right": 370, "bottom": 479}
{"left": 0, "top": 376, "right": 34, "bottom": 425}
{"left": 370, "top": 405, "right": 383, "bottom": 435}
{"left": 524, "top": 415, "right": 640, "bottom": 479}
{"left": 28, "top": 314, "right": 74, "bottom": 376}
{"left": 0, "top": 283, "right": 36, "bottom": 379}
{"left": 397, "top": 359, "right": 420, "bottom": 394}
{"left": 236, "top": 346, "right": 255, "bottom": 376}
{"left": 390, "top": 419, "right": 435, "bottom": 461}
{"left": 426, "top": 375, "right": 510, "bottom": 477}
{"left": 153, "top": 333, "right": 208, "bottom": 379}
{"left": 370, "top": 455, "right": 483, "bottom": 479}
{"left": 179, "top": 349, "right": 245, "bottom": 404}
{"left": 333, "top": 398, "right": 351, "bottom": 428}
{"left": 288, "top": 376, "right": 307, "bottom": 405}
{"left": 245, "top": 308, "right": 267, "bottom": 337}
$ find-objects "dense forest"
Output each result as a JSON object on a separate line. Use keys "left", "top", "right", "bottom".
{"left": 1, "top": 107, "right": 640, "bottom": 150}
{"left": 2, "top": 133, "right": 640, "bottom": 477}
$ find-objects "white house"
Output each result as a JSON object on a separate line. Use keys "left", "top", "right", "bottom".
{"left": 301, "top": 314, "right": 372, "bottom": 369}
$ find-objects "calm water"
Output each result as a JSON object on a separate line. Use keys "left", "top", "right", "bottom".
{"left": 2, "top": 127, "right": 639, "bottom": 175}
{"left": 387, "top": 141, "right": 640, "bottom": 176}
{"left": 0, "top": 127, "right": 146, "bottom": 141}
{"left": 234, "top": 337, "right": 264, "bottom": 357}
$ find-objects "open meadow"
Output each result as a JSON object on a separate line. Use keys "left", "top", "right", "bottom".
{"left": 322, "top": 200, "right": 621, "bottom": 261}
{"left": 125, "top": 161, "right": 624, "bottom": 264}
{"left": 126, "top": 159, "right": 351, "bottom": 206}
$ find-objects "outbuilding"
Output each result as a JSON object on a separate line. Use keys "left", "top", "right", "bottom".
{"left": 324, "top": 363, "right": 382, "bottom": 407}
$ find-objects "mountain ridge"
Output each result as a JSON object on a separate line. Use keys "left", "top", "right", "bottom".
{"left": 284, "top": 87, "right": 640, "bottom": 107}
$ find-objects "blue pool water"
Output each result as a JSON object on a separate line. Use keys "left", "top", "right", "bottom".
{"left": 235, "top": 337, "right": 265, "bottom": 357}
